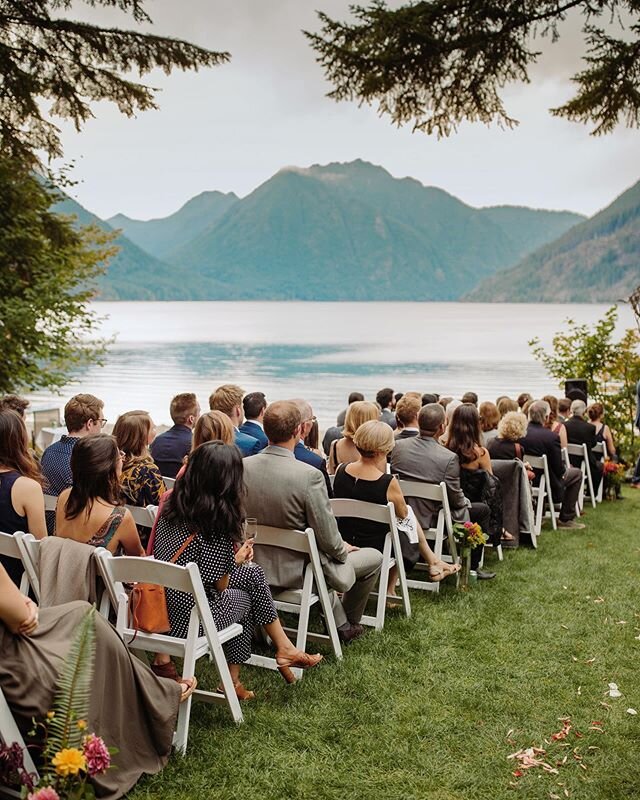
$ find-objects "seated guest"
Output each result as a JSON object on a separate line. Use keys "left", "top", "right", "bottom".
{"left": 421, "top": 393, "right": 438, "bottom": 406}
{"left": 150, "top": 392, "right": 199, "bottom": 479}
{"left": 390, "top": 403, "right": 494, "bottom": 579}
{"left": 446, "top": 403, "right": 509, "bottom": 544}
{"left": 0, "top": 394, "right": 29, "bottom": 418}
{"left": 291, "top": 399, "right": 332, "bottom": 496}
{"left": 439, "top": 398, "right": 461, "bottom": 445}
{"left": 376, "top": 387, "right": 398, "bottom": 429}
{"left": 587, "top": 402, "right": 616, "bottom": 458}
{"left": 519, "top": 400, "right": 584, "bottom": 528}
{"left": 209, "top": 384, "right": 261, "bottom": 457}
{"left": 479, "top": 401, "right": 500, "bottom": 445}
{"left": 324, "top": 393, "right": 366, "bottom": 455}
{"left": 304, "top": 418, "right": 323, "bottom": 458}
{"left": 333, "top": 420, "right": 459, "bottom": 597}
{"left": 194, "top": 410, "right": 235, "bottom": 447}
{"left": 395, "top": 394, "right": 422, "bottom": 439}
{"left": 543, "top": 395, "right": 568, "bottom": 448}
{"left": 336, "top": 391, "right": 365, "bottom": 427}
{"left": 438, "top": 396, "right": 454, "bottom": 410}
{"left": 239, "top": 391, "right": 268, "bottom": 449}
{"left": 41, "top": 393, "right": 105, "bottom": 497}
{"left": 152, "top": 440, "right": 322, "bottom": 699}
{"left": 497, "top": 396, "right": 518, "bottom": 418}
{"left": 243, "top": 401, "right": 383, "bottom": 643}
{"left": 488, "top": 411, "right": 528, "bottom": 460}
{"left": 558, "top": 397, "right": 571, "bottom": 422}
{"left": 327, "top": 400, "right": 380, "bottom": 474}
{"left": 56, "top": 435, "right": 144, "bottom": 555}
{"left": 461, "top": 391, "right": 478, "bottom": 406}
{"left": 564, "top": 399, "right": 602, "bottom": 491}
{"left": 0, "top": 410, "right": 47, "bottom": 585}
{"left": 517, "top": 392, "right": 533, "bottom": 410}
{"left": 0, "top": 562, "right": 195, "bottom": 799}
{"left": 113, "top": 410, "right": 166, "bottom": 506}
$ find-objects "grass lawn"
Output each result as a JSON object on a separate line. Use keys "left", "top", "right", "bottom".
{"left": 130, "top": 489, "right": 640, "bottom": 800}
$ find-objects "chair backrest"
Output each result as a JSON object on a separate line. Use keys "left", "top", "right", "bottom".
{"left": 397, "top": 479, "right": 452, "bottom": 529}
{"left": 329, "top": 498, "right": 394, "bottom": 526}
{"left": 14, "top": 533, "right": 41, "bottom": 601}
{"left": 0, "top": 531, "right": 30, "bottom": 595}
{"left": 162, "top": 477, "right": 175, "bottom": 489}
{"left": 523, "top": 453, "right": 545, "bottom": 470}
{"left": 254, "top": 524, "right": 315, "bottom": 556}
{"left": 125, "top": 504, "right": 157, "bottom": 528}
{"left": 43, "top": 494, "right": 57, "bottom": 512}
{"left": 592, "top": 442, "right": 605, "bottom": 457}
{"left": 566, "top": 443, "right": 586, "bottom": 459}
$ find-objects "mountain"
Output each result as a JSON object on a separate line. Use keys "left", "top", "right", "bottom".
{"left": 53, "top": 194, "right": 198, "bottom": 300}
{"left": 167, "top": 160, "right": 584, "bottom": 300}
{"left": 466, "top": 180, "right": 640, "bottom": 302}
{"left": 107, "top": 190, "right": 238, "bottom": 260}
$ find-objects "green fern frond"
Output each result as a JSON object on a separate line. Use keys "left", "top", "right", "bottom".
{"left": 47, "top": 606, "right": 96, "bottom": 751}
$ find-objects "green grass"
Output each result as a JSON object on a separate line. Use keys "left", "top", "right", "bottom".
{"left": 130, "top": 490, "right": 640, "bottom": 800}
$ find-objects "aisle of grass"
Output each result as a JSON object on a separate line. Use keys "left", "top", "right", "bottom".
{"left": 131, "top": 490, "right": 640, "bottom": 800}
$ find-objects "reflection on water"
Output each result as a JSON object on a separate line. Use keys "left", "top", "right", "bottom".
{"left": 28, "top": 301, "right": 636, "bottom": 430}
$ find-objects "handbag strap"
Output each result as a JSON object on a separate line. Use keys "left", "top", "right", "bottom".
{"left": 169, "top": 534, "right": 195, "bottom": 564}
{"left": 514, "top": 442, "right": 523, "bottom": 460}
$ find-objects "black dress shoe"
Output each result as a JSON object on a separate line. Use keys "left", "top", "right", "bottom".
{"left": 337, "top": 622, "right": 365, "bottom": 644}
{"left": 476, "top": 569, "right": 496, "bottom": 580}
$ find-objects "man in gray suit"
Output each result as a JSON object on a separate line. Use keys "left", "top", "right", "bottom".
{"left": 390, "top": 403, "right": 495, "bottom": 579}
{"left": 243, "top": 401, "right": 383, "bottom": 642}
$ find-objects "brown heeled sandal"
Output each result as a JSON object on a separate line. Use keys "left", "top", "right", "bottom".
{"left": 275, "top": 652, "right": 323, "bottom": 684}
{"left": 216, "top": 681, "right": 256, "bottom": 701}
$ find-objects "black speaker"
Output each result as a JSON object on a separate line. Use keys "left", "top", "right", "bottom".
{"left": 564, "top": 379, "right": 588, "bottom": 403}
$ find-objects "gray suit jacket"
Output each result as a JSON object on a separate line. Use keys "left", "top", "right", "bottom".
{"left": 243, "top": 446, "right": 354, "bottom": 592}
{"left": 390, "top": 435, "right": 470, "bottom": 528}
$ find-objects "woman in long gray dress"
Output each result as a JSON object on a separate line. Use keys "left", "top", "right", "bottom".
{"left": 0, "top": 563, "right": 194, "bottom": 799}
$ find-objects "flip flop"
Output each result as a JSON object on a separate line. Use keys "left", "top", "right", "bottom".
{"left": 177, "top": 677, "right": 197, "bottom": 703}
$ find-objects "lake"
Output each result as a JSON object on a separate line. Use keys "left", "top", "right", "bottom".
{"left": 27, "top": 301, "right": 636, "bottom": 430}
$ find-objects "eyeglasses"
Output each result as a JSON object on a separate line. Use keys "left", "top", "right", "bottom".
{"left": 304, "top": 416, "right": 317, "bottom": 424}
{"left": 93, "top": 418, "right": 108, "bottom": 428}
{"left": 118, "top": 449, "right": 126, "bottom": 460}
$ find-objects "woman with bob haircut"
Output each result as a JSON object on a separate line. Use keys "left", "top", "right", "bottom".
{"left": 0, "top": 410, "right": 47, "bottom": 584}
{"left": 55, "top": 435, "right": 144, "bottom": 555}
{"left": 113, "top": 410, "right": 165, "bottom": 507}
{"left": 152, "top": 440, "right": 322, "bottom": 700}
{"left": 327, "top": 400, "right": 379, "bottom": 474}
{"left": 479, "top": 401, "right": 500, "bottom": 445}
{"left": 193, "top": 410, "right": 234, "bottom": 447}
{"left": 333, "top": 420, "right": 459, "bottom": 598}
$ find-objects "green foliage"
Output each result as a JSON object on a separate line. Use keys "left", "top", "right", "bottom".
{"left": 0, "top": 157, "right": 114, "bottom": 394}
{"left": 530, "top": 306, "right": 640, "bottom": 461}
{"left": 307, "top": 1, "right": 640, "bottom": 136}
{"left": 0, "top": 0, "right": 229, "bottom": 166}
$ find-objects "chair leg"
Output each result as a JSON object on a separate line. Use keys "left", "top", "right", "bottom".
{"left": 315, "top": 571, "right": 343, "bottom": 660}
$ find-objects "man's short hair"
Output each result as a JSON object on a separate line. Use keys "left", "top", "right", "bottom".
{"left": 263, "top": 401, "right": 302, "bottom": 444}
{"left": 169, "top": 392, "right": 198, "bottom": 425}
{"left": 528, "top": 400, "right": 550, "bottom": 425}
{"left": 348, "top": 391, "right": 364, "bottom": 404}
{"left": 395, "top": 394, "right": 421, "bottom": 427}
{"left": 64, "top": 394, "right": 103, "bottom": 432}
{"left": 0, "top": 394, "right": 29, "bottom": 417}
{"left": 421, "top": 393, "right": 438, "bottom": 406}
{"left": 570, "top": 399, "right": 587, "bottom": 417}
{"left": 290, "top": 398, "right": 312, "bottom": 421}
{"left": 209, "top": 384, "right": 244, "bottom": 416}
{"left": 376, "top": 387, "right": 394, "bottom": 409}
{"left": 243, "top": 392, "right": 267, "bottom": 420}
{"left": 461, "top": 391, "right": 478, "bottom": 406}
{"left": 418, "top": 403, "right": 445, "bottom": 435}
{"left": 558, "top": 398, "right": 571, "bottom": 415}
{"left": 517, "top": 392, "right": 533, "bottom": 409}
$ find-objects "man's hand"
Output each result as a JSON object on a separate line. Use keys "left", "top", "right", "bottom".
{"left": 345, "top": 542, "right": 360, "bottom": 553}
{"left": 18, "top": 598, "right": 39, "bottom": 636}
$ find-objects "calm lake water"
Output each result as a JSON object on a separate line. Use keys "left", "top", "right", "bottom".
{"left": 28, "top": 301, "right": 636, "bottom": 430}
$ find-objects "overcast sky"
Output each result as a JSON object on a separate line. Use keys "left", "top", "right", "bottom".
{"left": 54, "top": 0, "right": 640, "bottom": 221}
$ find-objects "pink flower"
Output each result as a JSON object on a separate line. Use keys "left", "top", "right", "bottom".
{"left": 83, "top": 734, "right": 111, "bottom": 776}
{"left": 28, "top": 788, "right": 60, "bottom": 800}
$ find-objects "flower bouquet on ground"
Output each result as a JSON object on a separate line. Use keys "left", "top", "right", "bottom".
{"left": 602, "top": 459, "right": 625, "bottom": 500}
{"left": 0, "top": 607, "right": 115, "bottom": 799}
{"left": 452, "top": 521, "right": 488, "bottom": 590}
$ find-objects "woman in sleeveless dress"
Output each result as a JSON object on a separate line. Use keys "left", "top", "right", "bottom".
{"left": 327, "top": 401, "right": 379, "bottom": 474}
{"left": 543, "top": 395, "right": 568, "bottom": 448}
{"left": 0, "top": 562, "right": 197, "bottom": 799}
{"left": 55, "top": 435, "right": 144, "bottom": 555}
{"left": 0, "top": 410, "right": 47, "bottom": 584}
{"left": 332, "top": 421, "right": 459, "bottom": 599}
{"left": 587, "top": 402, "right": 616, "bottom": 458}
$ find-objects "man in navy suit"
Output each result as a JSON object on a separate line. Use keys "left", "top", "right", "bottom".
{"left": 239, "top": 392, "right": 268, "bottom": 450}
{"left": 291, "top": 398, "right": 333, "bottom": 497}
{"left": 150, "top": 392, "right": 199, "bottom": 478}
{"left": 209, "top": 384, "right": 261, "bottom": 457}
{"left": 394, "top": 393, "right": 421, "bottom": 439}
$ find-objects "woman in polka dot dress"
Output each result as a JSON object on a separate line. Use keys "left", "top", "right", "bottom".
{"left": 152, "top": 440, "right": 322, "bottom": 700}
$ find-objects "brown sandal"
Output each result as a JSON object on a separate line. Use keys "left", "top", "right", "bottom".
{"left": 151, "top": 660, "right": 179, "bottom": 681}
{"left": 216, "top": 680, "right": 256, "bottom": 701}
{"left": 178, "top": 677, "right": 197, "bottom": 703}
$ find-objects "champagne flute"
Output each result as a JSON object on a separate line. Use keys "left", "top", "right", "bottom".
{"left": 242, "top": 517, "right": 258, "bottom": 567}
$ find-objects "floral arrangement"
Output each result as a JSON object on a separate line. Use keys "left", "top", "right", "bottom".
{"left": 0, "top": 607, "right": 115, "bottom": 799}
{"left": 452, "top": 521, "right": 487, "bottom": 552}
{"left": 602, "top": 459, "right": 625, "bottom": 500}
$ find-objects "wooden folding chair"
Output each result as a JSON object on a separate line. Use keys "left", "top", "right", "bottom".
{"left": 329, "top": 499, "right": 411, "bottom": 630}
{"left": 397, "top": 480, "right": 459, "bottom": 592}
{"left": 0, "top": 686, "right": 39, "bottom": 798}
{"left": 249, "top": 525, "right": 342, "bottom": 680}
{"left": 95, "top": 550, "right": 244, "bottom": 752}
{"left": 524, "top": 453, "right": 557, "bottom": 531}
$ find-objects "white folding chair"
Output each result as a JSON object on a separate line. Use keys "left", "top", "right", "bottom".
{"left": 0, "top": 686, "right": 40, "bottom": 798}
{"left": 524, "top": 453, "right": 557, "bottom": 531}
{"left": 329, "top": 499, "right": 411, "bottom": 630}
{"left": 250, "top": 525, "right": 342, "bottom": 680}
{"left": 95, "top": 550, "right": 244, "bottom": 752}
{"left": 43, "top": 494, "right": 57, "bottom": 512}
{"left": 592, "top": 443, "right": 605, "bottom": 503}
{"left": 13, "top": 533, "right": 41, "bottom": 601}
{"left": 397, "top": 480, "right": 459, "bottom": 592}
{"left": 0, "top": 531, "right": 31, "bottom": 595}
{"left": 125, "top": 504, "right": 158, "bottom": 528}
{"left": 566, "top": 443, "right": 597, "bottom": 510}
{"left": 162, "top": 476, "right": 176, "bottom": 490}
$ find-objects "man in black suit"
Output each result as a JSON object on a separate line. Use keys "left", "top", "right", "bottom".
{"left": 519, "top": 400, "right": 584, "bottom": 528}
{"left": 564, "top": 399, "right": 602, "bottom": 492}
{"left": 394, "top": 393, "right": 421, "bottom": 439}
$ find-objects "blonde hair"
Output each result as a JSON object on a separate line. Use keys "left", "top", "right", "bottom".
{"left": 209, "top": 384, "right": 244, "bottom": 416}
{"left": 497, "top": 396, "right": 518, "bottom": 418}
{"left": 497, "top": 411, "right": 528, "bottom": 442}
{"left": 353, "top": 420, "right": 395, "bottom": 458}
{"left": 193, "top": 411, "right": 234, "bottom": 448}
{"left": 343, "top": 401, "right": 379, "bottom": 439}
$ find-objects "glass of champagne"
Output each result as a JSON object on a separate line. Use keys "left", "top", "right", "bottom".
{"left": 242, "top": 517, "right": 258, "bottom": 567}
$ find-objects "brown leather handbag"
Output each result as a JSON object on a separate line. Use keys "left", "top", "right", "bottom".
{"left": 129, "top": 535, "right": 195, "bottom": 635}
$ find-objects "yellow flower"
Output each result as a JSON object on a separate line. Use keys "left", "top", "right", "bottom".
{"left": 52, "top": 747, "right": 87, "bottom": 777}
{"left": 46, "top": 711, "right": 55, "bottom": 720}
{"left": 76, "top": 719, "right": 87, "bottom": 730}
